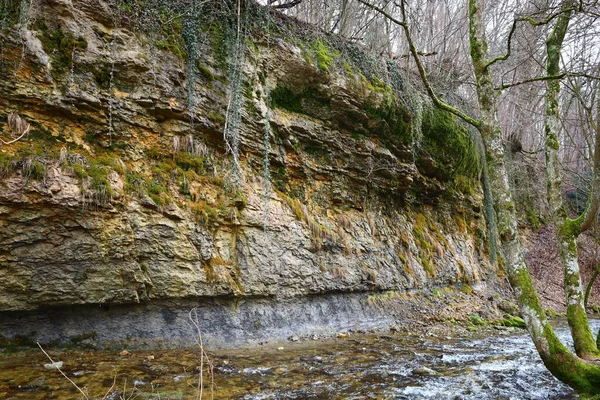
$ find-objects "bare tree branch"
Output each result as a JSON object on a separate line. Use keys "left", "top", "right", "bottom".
{"left": 357, "top": 0, "right": 482, "bottom": 128}
{"left": 497, "top": 72, "right": 600, "bottom": 91}
{"left": 269, "top": 0, "right": 302, "bottom": 9}
{"left": 485, "top": 7, "right": 577, "bottom": 69}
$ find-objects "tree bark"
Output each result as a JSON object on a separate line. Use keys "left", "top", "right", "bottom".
{"left": 584, "top": 266, "right": 599, "bottom": 310}
{"left": 544, "top": 0, "right": 600, "bottom": 360}
{"left": 357, "top": 0, "right": 600, "bottom": 394}
{"left": 469, "top": 0, "right": 600, "bottom": 394}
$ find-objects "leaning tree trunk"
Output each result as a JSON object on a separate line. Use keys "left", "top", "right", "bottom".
{"left": 585, "top": 265, "right": 600, "bottom": 311}
{"left": 358, "top": 0, "right": 600, "bottom": 393}
{"left": 544, "top": 0, "right": 600, "bottom": 361}
{"left": 469, "top": 0, "right": 600, "bottom": 394}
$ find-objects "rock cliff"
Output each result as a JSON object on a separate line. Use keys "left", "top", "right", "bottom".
{"left": 0, "top": 0, "right": 500, "bottom": 347}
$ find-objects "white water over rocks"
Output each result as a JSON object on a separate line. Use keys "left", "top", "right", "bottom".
{"left": 236, "top": 320, "right": 600, "bottom": 399}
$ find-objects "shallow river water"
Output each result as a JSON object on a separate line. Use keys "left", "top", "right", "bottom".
{"left": 1, "top": 319, "right": 599, "bottom": 399}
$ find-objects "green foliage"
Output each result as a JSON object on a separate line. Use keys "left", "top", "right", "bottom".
{"left": 421, "top": 257, "right": 435, "bottom": 276}
{"left": 36, "top": 23, "right": 88, "bottom": 78}
{"left": 0, "top": 2, "right": 16, "bottom": 29}
{"left": 270, "top": 82, "right": 331, "bottom": 115}
{"left": 453, "top": 175, "right": 477, "bottom": 195}
{"left": 272, "top": 165, "right": 289, "bottom": 192}
{"left": 96, "top": 155, "right": 125, "bottom": 174}
{"left": 88, "top": 165, "right": 113, "bottom": 200}
{"left": 421, "top": 108, "right": 481, "bottom": 181}
{"left": 155, "top": 10, "right": 186, "bottom": 61}
{"left": 0, "top": 152, "right": 16, "bottom": 178}
{"left": 87, "top": 64, "right": 112, "bottom": 90}
{"left": 174, "top": 153, "right": 205, "bottom": 175}
{"left": 560, "top": 215, "right": 584, "bottom": 239}
{"left": 469, "top": 313, "right": 487, "bottom": 326}
{"left": 343, "top": 40, "right": 388, "bottom": 83}
{"left": 363, "top": 90, "right": 412, "bottom": 146}
{"left": 191, "top": 201, "right": 219, "bottom": 225}
{"left": 196, "top": 62, "right": 215, "bottom": 81}
{"left": 203, "top": 12, "right": 235, "bottom": 70}
{"left": 72, "top": 161, "right": 113, "bottom": 205}
{"left": 207, "top": 111, "right": 225, "bottom": 126}
{"left": 147, "top": 180, "right": 166, "bottom": 205}
{"left": 125, "top": 172, "right": 147, "bottom": 196}
{"left": 496, "top": 315, "right": 526, "bottom": 328}
{"left": 22, "top": 158, "right": 47, "bottom": 180}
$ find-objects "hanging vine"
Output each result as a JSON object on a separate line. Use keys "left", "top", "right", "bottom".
{"left": 261, "top": 7, "right": 273, "bottom": 230}
{"left": 107, "top": 2, "right": 123, "bottom": 146}
{"left": 14, "top": 0, "right": 32, "bottom": 73}
{"left": 0, "top": 0, "right": 31, "bottom": 73}
{"left": 223, "top": 0, "right": 249, "bottom": 188}
{"left": 181, "top": 0, "right": 206, "bottom": 128}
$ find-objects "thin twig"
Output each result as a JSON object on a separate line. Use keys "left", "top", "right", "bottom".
{"left": 37, "top": 342, "right": 89, "bottom": 400}
{"left": 102, "top": 369, "right": 117, "bottom": 400}
{"left": 188, "top": 307, "right": 214, "bottom": 400}
{"left": 0, "top": 124, "right": 29, "bottom": 145}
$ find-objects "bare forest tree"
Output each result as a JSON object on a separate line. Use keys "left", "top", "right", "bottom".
{"left": 273, "top": 0, "right": 600, "bottom": 395}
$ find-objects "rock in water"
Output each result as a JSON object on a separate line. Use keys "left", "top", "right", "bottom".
{"left": 43, "top": 361, "right": 63, "bottom": 370}
{"left": 412, "top": 366, "right": 438, "bottom": 376}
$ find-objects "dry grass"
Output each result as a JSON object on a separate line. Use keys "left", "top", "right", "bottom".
{"left": 336, "top": 214, "right": 352, "bottom": 230}
{"left": 367, "top": 213, "right": 378, "bottom": 236}
{"left": 337, "top": 226, "right": 353, "bottom": 255}
{"left": 173, "top": 134, "right": 209, "bottom": 157}
{"left": 282, "top": 194, "right": 336, "bottom": 251}
{"left": 330, "top": 266, "right": 346, "bottom": 278}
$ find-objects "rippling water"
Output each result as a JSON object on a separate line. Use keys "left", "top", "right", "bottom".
{"left": 1, "top": 319, "right": 598, "bottom": 399}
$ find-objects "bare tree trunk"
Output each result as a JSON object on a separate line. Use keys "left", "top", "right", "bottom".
{"left": 356, "top": 0, "right": 600, "bottom": 393}
{"left": 544, "top": 0, "right": 600, "bottom": 361}
{"left": 469, "top": 0, "right": 600, "bottom": 393}
{"left": 584, "top": 266, "right": 599, "bottom": 310}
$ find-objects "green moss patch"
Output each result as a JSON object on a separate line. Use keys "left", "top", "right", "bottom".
{"left": 363, "top": 90, "right": 412, "bottom": 146}
{"left": 36, "top": 23, "right": 88, "bottom": 78}
{"left": 421, "top": 108, "right": 481, "bottom": 182}
{"left": 311, "top": 39, "right": 339, "bottom": 73}
{"left": 270, "top": 85, "right": 330, "bottom": 116}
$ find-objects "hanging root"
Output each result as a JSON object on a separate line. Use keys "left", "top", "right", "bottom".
{"left": 2, "top": 112, "right": 30, "bottom": 145}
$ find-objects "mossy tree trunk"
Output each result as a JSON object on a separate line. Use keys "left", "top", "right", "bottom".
{"left": 544, "top": 0, "right": 600, "bottom": 361}
{"left": 585, "top": 266, "right": 600, "bottom": 311}
{"left": 360, "top": 0, "right": 600, "bottom": 394}
{"left": 469, "top": 0, "right": 600, "bottom": 394}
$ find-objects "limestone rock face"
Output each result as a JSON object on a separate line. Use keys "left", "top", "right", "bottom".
{"left": 0, "top": 0, "right": 493, "bottom": 314}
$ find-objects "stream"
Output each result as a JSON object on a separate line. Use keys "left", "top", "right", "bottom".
{"left": 1, "top": 319, "right": 598, "bottom": 399}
